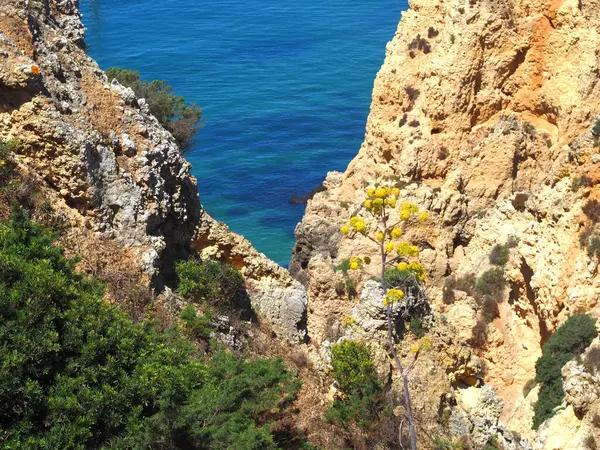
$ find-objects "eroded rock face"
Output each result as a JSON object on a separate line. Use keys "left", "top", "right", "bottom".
{"left": 0, "top": 0, "right": 306, "bottom": 341}
{"left": 292, "top": 0, "right": 600, "bottom": 445}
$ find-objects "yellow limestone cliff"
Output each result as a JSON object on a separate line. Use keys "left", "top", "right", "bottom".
{"left": 291, "top": 0, "right": 600, "bottom": 447}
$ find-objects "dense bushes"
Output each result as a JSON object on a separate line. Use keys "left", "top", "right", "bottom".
{"left": 176, "top": 258, "right": 253, "bottom": 320}
{"left": 326, "top": 340, "right": 385, "bottom": 429}
{"left": 106, "top": 68, "right": 201, "bottom": 148}
{"left": 0, "top": 208, "right": 299, "bottom": 448}
{"left": 533, "top": 314, "right": 597, "bottom": 429}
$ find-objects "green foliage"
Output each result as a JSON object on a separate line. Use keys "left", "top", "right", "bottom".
{"left": 384, "top": 266, "right": 413, "bottom": 287}
{"left": 431, "top": 436, "right": 467, "bottom": 450}
{"left": 326, "top": 341, "right": 384, "bottom": 428}
{"left": 0, "top": 208, "right": 299, "bottom": 448}
{"left": 333, "top": 259, "right": 357, "bottom": 299}
{"left": 443, "top": 268, "right": 505, "bottom": 323}
{"left": 580, "top": 225, "right": 600, "bottom": 258}
{"left": 334, "top": 258, "right": 351, "bottom": 275}
{"left": 475, "top": 267, "right": 506, "bottom": 298}
{"left": 523, "top": 121, "right": 537, "bottom": 136}
{"left": 572, "top": 176, "right": 593, "bottom": 193}
{"left": 410, "top": 316, "right": 427, "bottom": 338}
{"left": 484, "top": 436, "right": 504, "bottom": 450}
{"left": 475, "top": 268, "right": 506, "bottom": 322}
{"left": 0, "top": 138, "right": 18, "bottom": 190}
{"left": 180, "top": 303, "right": 212, "bottom": 340}
{"left": 106, "top": 68, "right": 202, "bottom": 148}
{"left": 176, "top": 259, "right": 252, "bottom": 320}
{"left": 489, "top": 237, "right": 518, "bottom": 266}
{"left": 345, "top": 278, "right": 357, "bottom": 298}
{"left": 533, "top": 315, "right": 598, "bottom": 429}
{"left": 585, "top": 434, "right": 598, "bottom": 450}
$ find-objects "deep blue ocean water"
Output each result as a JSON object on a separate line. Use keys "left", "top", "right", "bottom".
{"left": 80, "top": 0, "right": 408, "bottom": 266}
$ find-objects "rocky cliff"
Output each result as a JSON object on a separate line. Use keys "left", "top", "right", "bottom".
{"left": 292, "top": 0, "right": 600, "bottom": 447}
{"left": 0, "top": 0, "right": 307, "bottom": 342}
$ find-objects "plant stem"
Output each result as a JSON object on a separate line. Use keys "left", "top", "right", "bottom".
{"left": 381, "top": 213, "right": 417, "bottom": 450}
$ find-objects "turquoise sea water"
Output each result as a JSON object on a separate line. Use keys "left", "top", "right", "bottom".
{"left": 80, "top": 0, "right": 407, "bottom": 266}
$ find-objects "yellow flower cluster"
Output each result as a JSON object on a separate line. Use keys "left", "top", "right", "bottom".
{"left": 390, "top": 227, "right": 402, "bottom": 239}
{"left": 376, "top": 231, "right": 384, "bottom": 242}
{"left": 396, "top": 242, "right": 419, "bottom": 258}
{"left": 396, "top": 261, "right": 425, "bottom": 280}
{"left": 363, "top": 184, "right": 401, "bottom": 215}
{"left": 349, "top": 217, "right": 366, "bottom": 232}
{"left": 419, "top": 336, "right": 433, "bottom": 351}
{"left": 342, "top": 316, "right": 357, "bottom": 328}
{"left": 402, "top": 202, "right": 419, "bottom": 213}
{"left": 399, "top": 202, "right": 419, "bottom": 221}
{"left": 383, "top": 288, "right": 405, "bottom": 306}
{"left": 419, "top": 211, "right": 429, "bottom": 223}
{"left": 349, "top": 256, "right": 363, "bottom": 270}
{"left": 341, "top": 217, "right": 367, "bottom": 236}
{"left": 407, "top": 261, "right": 426, "bottom": 281}
{"left": 385, "top": 242, "right": 395, "bottom": 253}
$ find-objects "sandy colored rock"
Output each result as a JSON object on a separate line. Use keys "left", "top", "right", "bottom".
{"left": 291, "top": 0, "right": 600, "bottom": 445}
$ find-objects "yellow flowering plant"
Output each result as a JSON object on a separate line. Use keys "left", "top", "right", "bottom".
{"left": 337, "top": 182, "right": 431, "bottom": 450}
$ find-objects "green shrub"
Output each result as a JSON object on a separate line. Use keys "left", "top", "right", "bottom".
{"left": 0, "top": 138, "right": 18, "bottom": 189}
{"left": 106, "top": 68, "right": 201, "bottom": 148}
{"left": 484, "top": 436, "right": 503, "bottom": 450}
{"left": 410, "top": 316, "right": 427, "bottom": 338}
{"left": 456, "top": 273, "right": 477, "bottom": 295}
{"left": 533, "top": 314, "right": 597, "bottom": 428}
{"left": 580, "top": 225, "right": 600, "bottom": 258}
{"left": 0, "top": 207, "right": 300, "bottom": 448}
{"left": 176, "top": 259, "right": 252, "bottom": 320}
{"left": 489, "top": 237, "right": 518, "bottom": 266}
{"left": 585, "top": 434, "right": 598, "bottom": 450}
{"left": 335, "top": 258, "right": 351, "bottom": 275}
{"left": 384, "top": 266, "right": 415, "bottom": 288}
{"left": 180, "top": 303, "right": 212, "bottom": 340}
{"left": 572, "top": 176, "right": 593, "bottom": 192}
{"left": 334, "top": 259, "right": 357, "bottom": 299}
{"left": 475, "top": 267, "right": 506, "bottom": 298}
{"left": 431, "top": 436, "right": 467, "bottom": 450}
{"left": 489, "top": 244, "right": 510, "bottom": 266}
{"left": 474, "top": 268, "right": 506, "bottom": 322}
{"left": 345, "top": 277, "right": 357, "bottom": 298}
{"left": 326, "top": 340, "right": 384, "bottom": 429}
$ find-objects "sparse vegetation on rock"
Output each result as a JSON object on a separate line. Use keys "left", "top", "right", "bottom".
{"left": 106, "top": 67, "right": 202, "bottom": 148}
{"left": 533, "top": 314, "right": 598, "bottom": 429}
{"left": 339, "top": 184, "right": 430, "bottom": 450}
